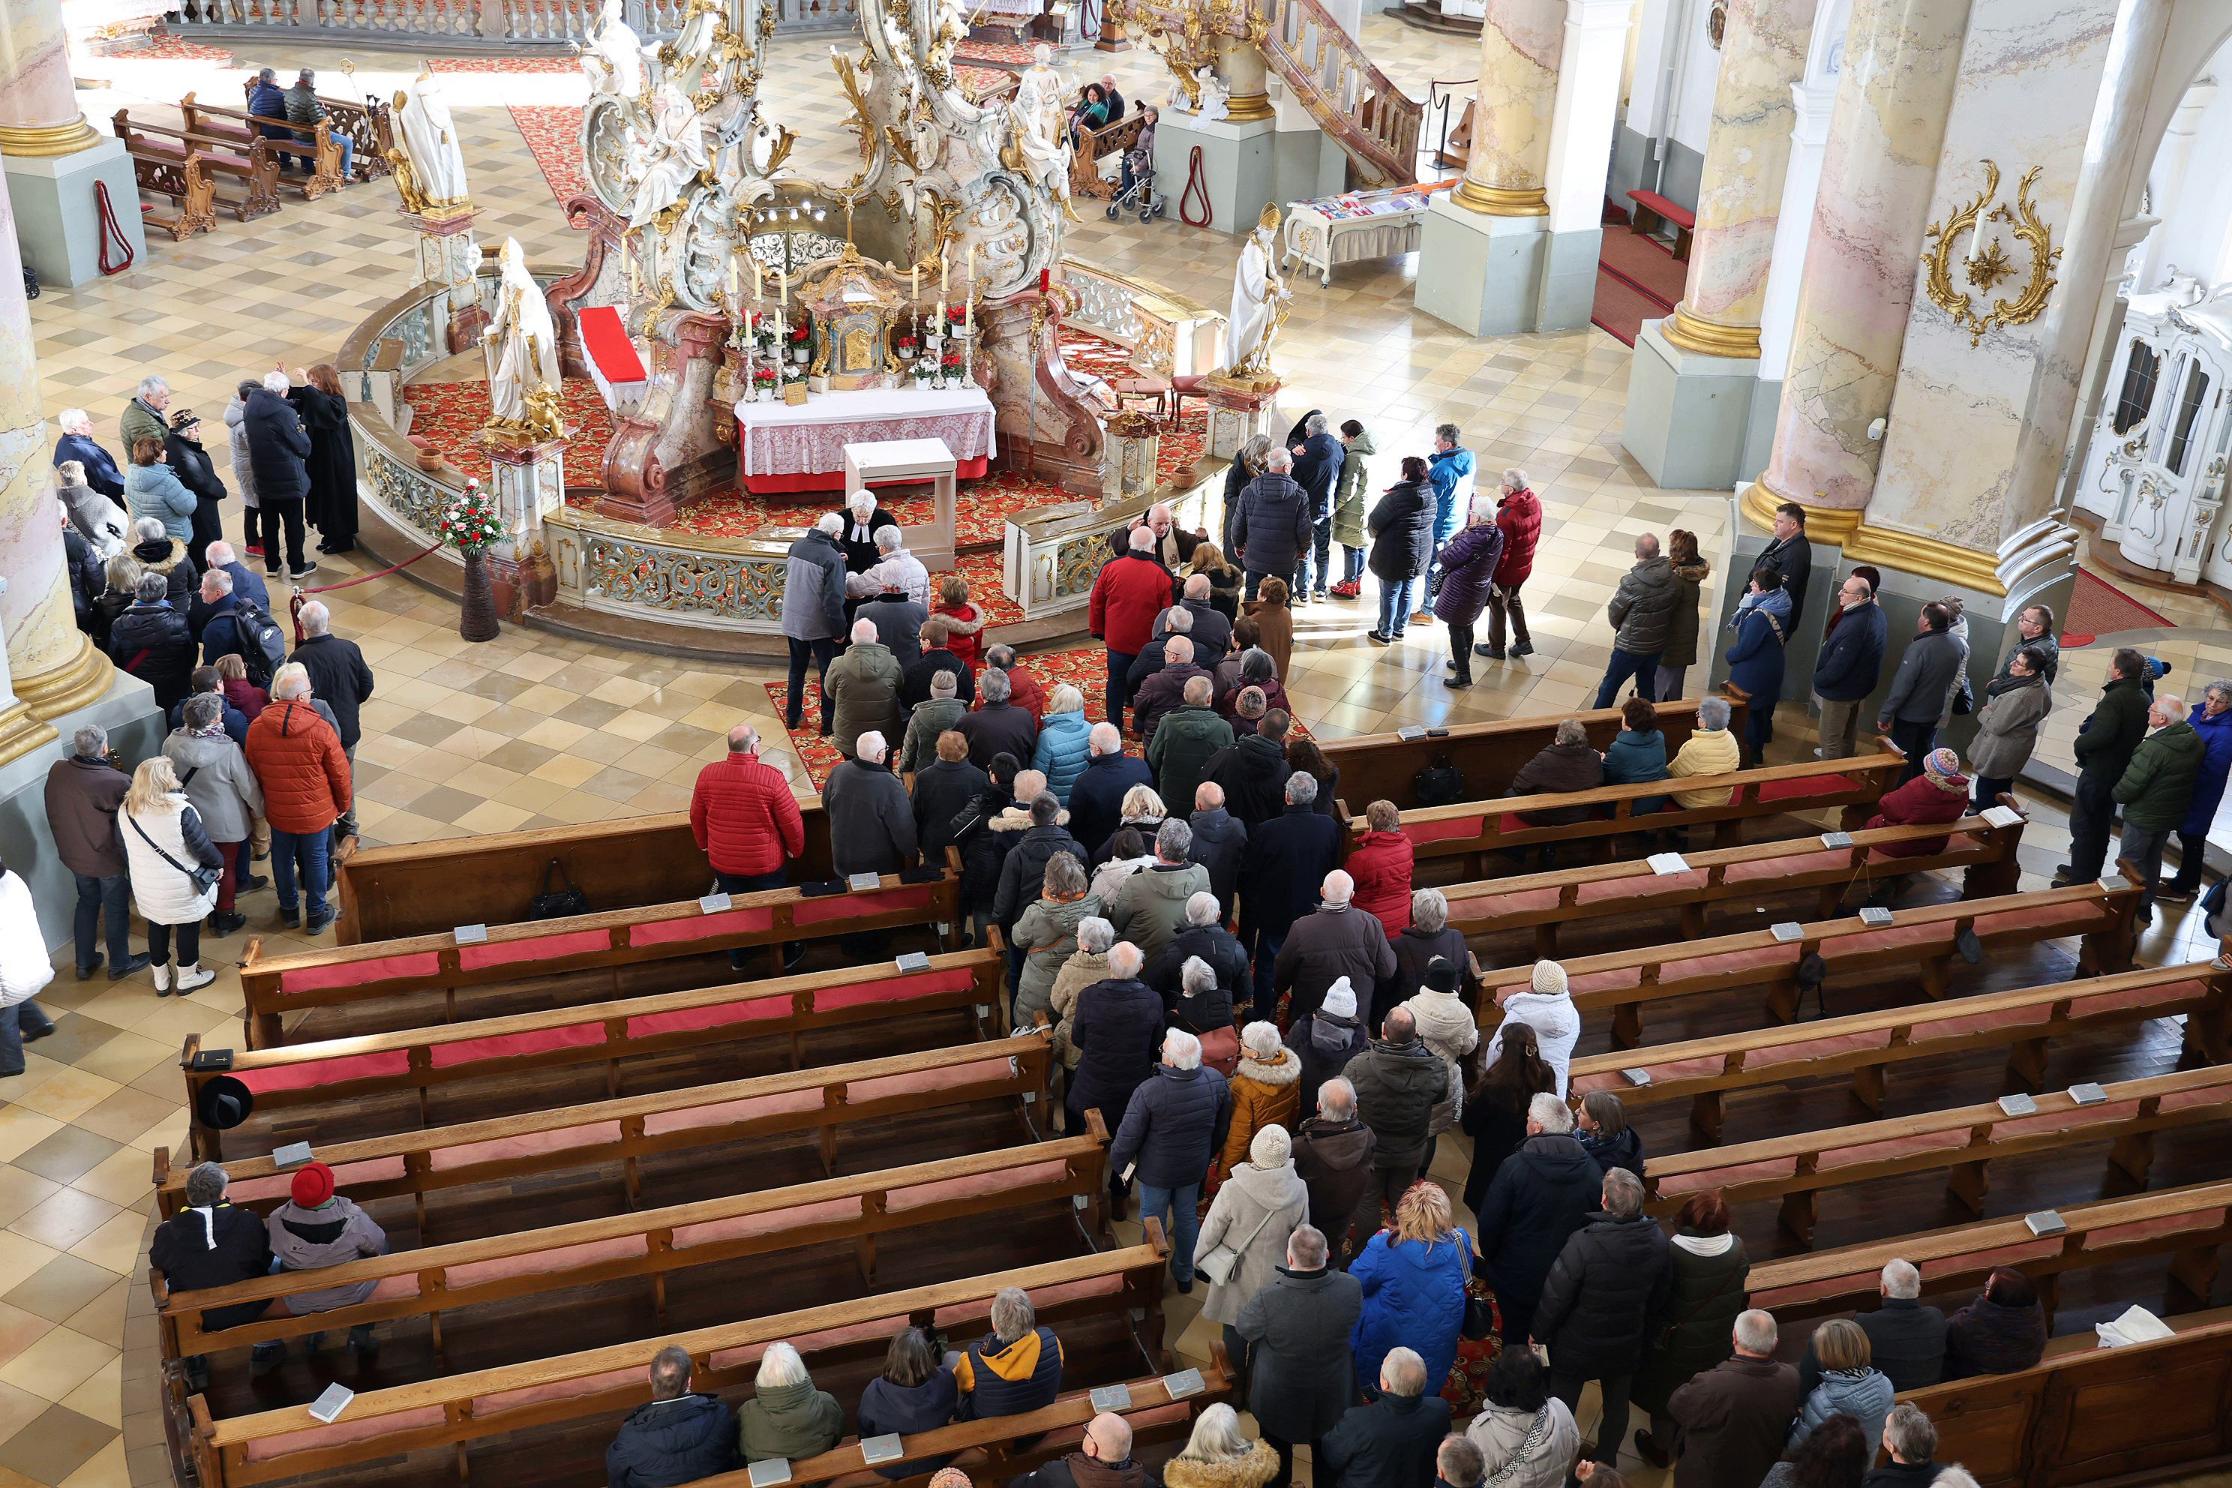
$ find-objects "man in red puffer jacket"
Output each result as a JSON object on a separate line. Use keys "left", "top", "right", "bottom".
{"left": 243, "top": 664, "right": 350, "bottom": 934}
{"left": 690, "top": 724, "right": 807, "bottom": 969}
{"left": 1089, "top": 528, "right": 1178, "bottom": 729}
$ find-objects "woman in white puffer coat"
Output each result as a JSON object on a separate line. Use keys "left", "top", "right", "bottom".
{"left": 119, "top": 757, "right": 223, "bottom": 995}
{"left": 224, "top": 382, "right": 260, "bottom": 556}
{"left": 0, "top": 862, "right": 57, "bottom": 1076}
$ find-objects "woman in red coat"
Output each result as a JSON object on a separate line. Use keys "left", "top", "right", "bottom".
{"left": 1483, "top": 469, "right": 1542, "bottom": 662}
{"left": 1864, "top": 746, "right": 1970, "bottom": 857}
{"left": 1345, "top": 799, "right": 1415, "bottom": 937}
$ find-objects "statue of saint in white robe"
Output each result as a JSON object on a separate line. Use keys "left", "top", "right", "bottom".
{"left": 396, "top": 67, "right": 471, "bottom": 208}
{"left": 579, "top": 0, "right": 649, "bottom": 99}
{"left": 485, "top": 237, "right": 563, "bottom": 429}
{"left": 629, "top": 84, "right": 710, "bottom": 229}
{"left": 1007, "top": 45, "right": 1072, "bottom": 201}
{"left": 1225, "top": 224, "right": 1283, "bottom": 375}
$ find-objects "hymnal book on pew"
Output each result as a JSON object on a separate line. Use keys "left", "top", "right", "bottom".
{"left": 1645, "top": 852, "right": 1689, "bottom": 875}
{"left": 1163, "top": 1368, "right": 1205, "bottom": 1399}
{"left": 2068, "top": 1082, "right": 2109, "bottom": 1105}
{"left": 698, "top": 892, "right": 733, "bottom": 914}
{"left": 1091, "top": 1384, "right": 1135, "bottom": 1412}
{"left": 1858, "top": 907, "right": 1894, "bottom": 927}
{"left": 307, "top": 1384, "right": 354, "bottom": 1424}
{"left": 1980, "top": 805, "right": 2023, "bottom": 828}
{"left": 848, "top": 872, "right": 883, "bottom": 892}
{"left": 1770, "top": 922, "right": 1806, "bottom": 943}
{"left": 2024, "top": 1209, "right": 2068, "bottom": 1237}
{"left": 1819, "top": 831, "right": 1854, "bottom": 849}
{"left": 453, "top": 923, "right": 489, "bottom": 945}
{"left": 1620, "top": 1068, "right": 1653, "bottom": 1087}
{"left": 1397, "top": 725, "right": 1428, "bottom": 741}
{"left": 188, "top": 1048, "right": 233, "bottom": 1071}
{"left": 1998, "top": 1094, "right": 2039, "bottom": 1117}
{"left": 895, "top": 951, "right": 933, "bottom": 973}
{"left": 272, "top": 1141, "right": 315, "bottom": 1168}
{"left": 860, "top": 1436, "right": 905, "bottom": 1466}
{"left": 748, "top": 1460, "right": 793, "bottom": 1488}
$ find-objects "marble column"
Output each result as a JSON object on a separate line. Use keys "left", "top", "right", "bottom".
{"left": 1450, "top": 0, "right": 1564, "bottom": 215}
{"left": 0, "top": 167, "right": 111, "bottom": 727}
{"left": 1749, "top": 0, "right": 1973, "bottom": 527}
{"left": 1754, "top": 75, "right": 1836, "bottom": 383}
{"left": 1214, "top": 33, "right": 1273, "bottom": 121}
{"left": 0, "top": 0, "right": 95, "bottom": 159}
{"left": 1662, "top": 0, "right": 1819, "bottom": 357}
{"left": 0, "top": 0, "right": 144, "bottom": 288}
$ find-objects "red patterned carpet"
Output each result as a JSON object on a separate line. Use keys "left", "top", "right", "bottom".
{"left": 509, "top": 104, "right": 589, "bottom": 224}
{"left": 956, "top": 39, "right": 1037, "bottom": 66}
{"left": 2062, "top": 567, "right": 2176, "bottom": 647}
{"left": 958, "top": 65, "right": 1021, "bottom": 103}
{"left": 642, "top": 470, "right": 1070, "bottom": 551}
{"left": 136, "top": 31, "right": 235, "bottom": 59}
{"left": 430, "top": 56, "right": 585, "bottom": 73}
{"left": 403, "top": 378, "right": 616, "bottom": 472}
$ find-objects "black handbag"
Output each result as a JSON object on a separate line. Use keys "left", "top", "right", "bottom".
{"left": 528, "top": 860, "right": 589, "bottom": 921}
{"left": 128, "top": 810, "right": 220, "bottom": 895}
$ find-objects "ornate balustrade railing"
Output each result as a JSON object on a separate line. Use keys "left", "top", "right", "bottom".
{"left": 169, "top": 0, "right": 854, "bottom": 48}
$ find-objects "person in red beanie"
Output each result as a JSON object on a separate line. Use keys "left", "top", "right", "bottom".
{"left": 265, "top": 1159, "right": 389, "bottom": 1358}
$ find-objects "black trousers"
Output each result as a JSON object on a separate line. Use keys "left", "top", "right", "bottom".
{"left": 1448, "top": 621, "right": 1474, "bottom": 682}
{"left": 784, "top": 636, "right": 839, "bottom": 729}
{"left": 1264, "top": 1434, "right": 1325, "bottom": 1488}
{"left": 2066, "top": 772, "right": 2118, "bottom": 882}
{"left": 1487, "top": 581, "right": 1529, "bottom": 652}
{"left": 257, "top": 501, "right": 307, "bottom": 575}
{"left": 149, "top": 919, "right": 201, "bottom": 966}
{"left": 1888, "top": 717, "right": 1936, "bottom": 783}
{"left": 1551, "top": 1365, "right": 1633, "bottom": 1465}
{"left": 2168, "top": 828, "right": 2210, "bottom": 891}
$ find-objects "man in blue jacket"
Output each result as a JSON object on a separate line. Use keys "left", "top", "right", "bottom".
{"left": 1812, "top": 571, "right": 1889, "bottom": 759}
{"left": 247, "top": 68, "right": 297, "bottom": 171}
{"left": 53, "top": 409, "right": 125, "bottom": 498}
{"left": 1423, "top": 424, "right": 1475, "bottom": 599}
{"left": 1289, "top": 412, "right": 1344, "bottom": 600}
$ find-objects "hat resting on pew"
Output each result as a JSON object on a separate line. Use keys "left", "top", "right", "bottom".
{"left": 1425, "top": 957, "right": 1460, "bottom": 995}
{"left": 1531, "top": 960, "right": 1569, "bottom": 997}
{"left": 194, "top": 1074, "right": 253, "bottom": 1131}
{"left": 1322, "top": 978, "right": 1356, "bottom": 1018}
{"left": 290, "top": 1161, "right": 336, "bottom": 1209}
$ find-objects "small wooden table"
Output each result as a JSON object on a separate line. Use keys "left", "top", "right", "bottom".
{"left": 845, "top": 437, "right": 959, "bottom": 572}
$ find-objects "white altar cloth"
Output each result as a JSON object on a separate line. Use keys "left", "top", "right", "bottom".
{"left": 732, "top": 387, "right": 997, "bottom": 490}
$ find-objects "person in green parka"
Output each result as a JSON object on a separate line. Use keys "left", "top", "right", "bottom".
{"left": 1328, "top": 420, "right": 1376, "bottom": 599}
{"left": 2112, "top": 692, "right": 2206, "bottom": 919}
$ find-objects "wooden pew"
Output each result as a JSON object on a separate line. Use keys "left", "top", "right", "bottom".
{"left": 333, "top": 705, "right": 1734, "bottom": 943}
{"left": 123, "top": 146, "right": 216, "bottom": 241}
{"left": 154, "top": 1035, "right": 1056, "bottom": 1225}
{"left": 1070, "top": 112, "right": 1146, "bottom": 201}
{"left": 1645, "top": 1064, "right": 2232, "bottom": 1242}
{"left": 712, "top": 1353, "right": 1237, "bottom": 1488}
{"left": 185, "top": 949, "right": 1006, "bottom": 1160}
{"left": 238, "top": 869, "right": 963, "bottom": 1048}
{"left": 1477, "top": 869, "right": 2145, "bottom": 1050}
{"left": 111, "top": 108, "right": 280, "bottom": 220}
{"left": 1367, "top": 741, "right": 1908, "bottom": 882}
{"left": 1447, "top": 809, "right": 2027, "bottom": 961}
{"left": 180, "top": 90, "right": 342, "bottom": 198}
{"left": 1315, "top": 698, "right": 1736, "bottom": 812}
{"left": 241, "top": 76, "right": 393, "bottom": 180}
{"left": 1746, "top": 1176, "right": 2232, "bottom": 1330}
{"left": 183, "top": 1240, "right": 1174, "bottom": 1488}
{"left": 1898, "top": 1304, "right": 2232, "bottom": 1487}
{"left": 156, "top": 1131, "right": 1113, "bottom": 1363}
{"left": 1568, "top": 955, "right": 2229, "bottom": 1141}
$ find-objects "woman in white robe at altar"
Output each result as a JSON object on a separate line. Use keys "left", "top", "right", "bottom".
{"left": 396, "top": 66, "right": 472, "bottom": 208}
{"left": 630, "top": 83, "right": 710, "bottom": 229}
{"left": 485, "top": 238, "right": 563, "bottom": 429}
{"left": 1225, "top": 210, "right": 1284, "bottom": 376}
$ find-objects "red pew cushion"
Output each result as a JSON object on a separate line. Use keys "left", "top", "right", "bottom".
{"left": 448, "top": 1234, "right": 650, "bottom": 1289}
{"left": 818, "top": 968, "right": 977, "bottom": 1012}
{"left": 458, "top": 928, "right": 611, "bottom": 972}
{"left": 1755, "top": 774, "right": 1847, "bottom": 803}
{"left": 849, "top": 1057, "right": 1012, "bottom": 1104}
{"left": 1407, "top": 816, "right": 1485, "bottom": 846}
{"left": 641, "top": 1086, "right": 822, "bottom": 1137}
{"left": 427, "top": 1120, "right": 624, "bottom": 1172}
{"left": 428, "top": 1021, "right": 608, "bottom": 1069}
{"left": 887, "top": 1159, "right": 1071, "bottom": 1212}
{"left": 278, "top": 951, "right": 442, "bottom": 996}
{"left": 632, "top": 904, "right": 780, "bottom": 948}
{"left": 243, "top": 1404, "right": 446, "bottom": 1462}
{"left": 627, "top": 994, "right": 791, "bottom": 1039}
{"left": 672, "top": 1195, "right": 863, "bottom": 1249}
{"left": 2082, "top": 1208, "right": 2228, "bottom": 1250}
{"left": 1656, "top": 1155, "right": 1796, "bottom": 1195}
{"left": 476, "top": 1364, "right": 638, "bottom": 1418}
{"left": 235, "top": 1050, "right": 412, "bottom": 1094}
{"left": 794, "top": 886, "right": 937, "bottom": 926}
{"left": 1816, "top": 1127, "right": 1972, "bottom": 1169}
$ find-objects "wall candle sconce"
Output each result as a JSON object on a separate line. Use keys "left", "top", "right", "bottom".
{"left": 1922, "top": 159, "right": 2064, "bottom": 348}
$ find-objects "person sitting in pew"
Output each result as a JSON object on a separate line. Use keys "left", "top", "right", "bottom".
{"left": 1790, "top": 1319, "right": 1894, "bottom": 1457}
{"left": 1010, "top": 1411, "right": 1154, "bottom": 1488}
{"left": 739, "top": 1341, "right": 845, "bottom": 1466}
{"left": 1797, "top": 1260, "right": 1945, "bottom": 1395}
{"left": 1665, "top": 695, "right": 1741, "bottom": 809}
{"left": 607, "top": 1344, "right": 740, "bottom": 1488}
{"left": 1939, "top": 1266, "right": 2047, "bottom": 1381}
{"left": 264, "top": 1160, "right": 386, "bottom": 1360}
{"left": 1506, "top": 718, "right": 1607, "bottom": 830}
{"left": 1759, "top": 1411, "right": 1869, "bottom": 1488}
{"left": 1862, "top": 1403, "right": 1942, "bottom": 1488}
{"left": 858, "top": 1325, "right": 959, "bottom": 1481}
{"left": 1163, "top": 1403, "right": 1277, "bottom": 1488}
{"left": 149, "top": 1161, "right": 279, "bottom": 1381}
{"left": 1573, "top": 1091, "right": 1643, "bottom": 1180}
{"left": 955, "top": 1286, "right": 1065, "bottom": 1421}
{"left": 1862, "top": 747, "right": 1971, "bottom": 858}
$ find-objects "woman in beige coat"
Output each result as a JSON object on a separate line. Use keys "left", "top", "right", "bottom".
{"left": 1195, "top": 1124, "right": 1308, "bottom": 1374}
{"left": 1048, "top": 915, "right": 1114, "bottom": 1085}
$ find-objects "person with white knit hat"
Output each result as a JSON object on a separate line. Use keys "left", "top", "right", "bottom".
{"left": 1285, "top": 974, "right": 1369, "bottom": 1120}
{"left": 1196, "top": 1121, "right": 1308, "bottom": 1374}
{"left": 1485, "top": 959, "right": 1581, "bottom": 1096}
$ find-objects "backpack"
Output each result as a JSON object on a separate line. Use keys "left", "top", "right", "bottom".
{"left": 1413, "top": 754, "right": 1466, "bottom": 808}
{"left": 228, "top": 601, "right": 288, "bottom": 689}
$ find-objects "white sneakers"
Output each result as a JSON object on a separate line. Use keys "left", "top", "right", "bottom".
{"left": 151, "top": 962, "right": 170, "bottom": 994}
{"left": 175, "top": 963, "right": 216, "bottom": 993}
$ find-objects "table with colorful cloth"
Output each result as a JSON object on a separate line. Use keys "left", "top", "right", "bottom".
{"left": 731, "top": 386, "right": 997, "bottom": 494}
{"left": 1282, "top": 180, "right": 1458, "bottom": 286}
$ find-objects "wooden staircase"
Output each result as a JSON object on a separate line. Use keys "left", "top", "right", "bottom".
{"left": 1263, "top": 0, "right": 1424, "bottom": 186}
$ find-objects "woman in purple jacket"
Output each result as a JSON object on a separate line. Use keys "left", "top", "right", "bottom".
{"left": 1430, "top": 498, "right": 1505, "bottom": 690}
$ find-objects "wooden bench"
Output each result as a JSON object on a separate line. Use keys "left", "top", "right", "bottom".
{"left": 124, "top": 146, "right": 216, "bottom": 241}
{"left": 1446, "top": 808, "right": 2027, "bottom": 961}
{"left": 1898, "top": 1303, "right": 2232, "bottom": 1487}
{"left": 1318, "top": 698, "right": 1735, "bottom": 813}
{"left": 1070, "top": 112, "right": 1147, "bottom": 201}
{"left": 112, "top": 107, "right": 280, "bottom": 220}
{"left": 241, "top": 77, "right": 394, "bottom": 181}
{"left": 1626, "top": 187, "right": 1695, "bottom": 259}
{"left": 180, "top": 90, "right": 343, "bottom": 199}
{"left": 1746, "top": 1176, "right": 2232, "bottom": 1329}
{"left": 1478, "top": 869, "right": 2145, "bottom": 1050}
{"left": 1647, "top": 1063, "right": 2232, "bottom": 1242}
{"left": 185, "top": 949, "right": 1006, "bottom": 1160}
{"left": 238, "top": 869, "right": 963, "bottom": 1048}
{"left": 156, "top": 1130, "right": 1113, "bottom": 1364}
{"left": 183, "top": 1240, "right": 1175, "bottom": 1488}
{"left": 1369, "top": 741, "right": 1908, "bottom": 882}
{"left": 155, "top": 1035, "right": 1056, "bottom": 1228}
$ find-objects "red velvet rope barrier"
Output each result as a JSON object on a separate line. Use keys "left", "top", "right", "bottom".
{"left": 1179, "top": 144, "right": 1212, "bottom": 228}
{"left": 94, "top": 180, "right": 135, "bottom": 277}
{"left": 285, "top": 540, "right": 445, "bottom": 642}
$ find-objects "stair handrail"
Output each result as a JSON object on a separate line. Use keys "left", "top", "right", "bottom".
{"left": 1259, "top": 0, "right": 1425, "bottom": 182}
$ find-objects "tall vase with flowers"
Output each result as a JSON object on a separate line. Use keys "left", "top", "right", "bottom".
{"left": 443, "top": 477, "right": 506, "bottom": 642}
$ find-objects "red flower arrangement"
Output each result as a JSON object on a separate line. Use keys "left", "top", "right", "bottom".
{"left": 442, "top": 478, "right": 506, "bottom": 558}
{"left": 898, "top": 335, "right": 918, "bottom": 355}
{"left": 753, "top": 366, "right": 778, "bottom": 386}
{"left": 941, "top": 351, "right": 963, "bottom": 372}
{"left": 945, "top": 305, "right": 966, "bottom": 325}
{"left": 788, "top": 322, "right": 810, "bottom": 344}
